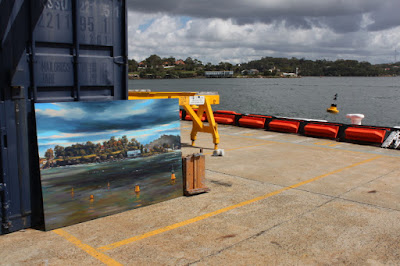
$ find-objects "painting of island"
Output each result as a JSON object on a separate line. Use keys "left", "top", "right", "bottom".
{"left": 35, "top": 99, "right": 182, "bottom": 230}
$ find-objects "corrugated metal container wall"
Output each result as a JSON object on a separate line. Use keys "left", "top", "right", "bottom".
{"left": 0, "top": 0, "right": 127, "bottom": 235}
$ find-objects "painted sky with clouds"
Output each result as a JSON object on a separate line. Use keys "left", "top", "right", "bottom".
{"left": 35, "top": 99, "right": 180, "bottom": 157}
{"left": 127, "top": 0, "right": 400, "bottom": 64}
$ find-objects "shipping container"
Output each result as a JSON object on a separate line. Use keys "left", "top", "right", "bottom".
{"left": 0, "top": 0, "right": 128, "bottom": 235}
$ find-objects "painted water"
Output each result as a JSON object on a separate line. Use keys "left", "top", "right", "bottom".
{"left": 41, "top": 151, "right": 182, "bottom": 230}
{"left": 129, "top": 77, "right": 400, "bottom": 127}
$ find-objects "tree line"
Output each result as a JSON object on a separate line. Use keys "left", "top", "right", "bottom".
{"left": 128, "top": 54, "right": 400, "bottom": 78}
{"left": 42, "top": 135, "right": 179, "bottom": 169}
{"left": 44, "top": 136, "right": 143, "bottom": 160}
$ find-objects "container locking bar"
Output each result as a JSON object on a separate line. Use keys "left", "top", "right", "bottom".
{"left": 113, "top": 56, "right": 126, "bottom": 65}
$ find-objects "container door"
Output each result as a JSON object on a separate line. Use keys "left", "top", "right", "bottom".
{"left": 32, "top": 0, "right": 127, "bottom": 102}
{"left": 0, "top": 0, "right": 127, "bottom": 235}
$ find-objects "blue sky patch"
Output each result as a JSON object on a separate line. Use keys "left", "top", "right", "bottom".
{"left": 139, "top": 18, "right": 156, "bottom": 32}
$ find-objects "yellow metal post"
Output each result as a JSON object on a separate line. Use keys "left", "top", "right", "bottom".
{"left": 182, "top": 99, "right": 219, "bottom": 150}
{"left": 128, "top": 91, "right": 220, "bottom": 150}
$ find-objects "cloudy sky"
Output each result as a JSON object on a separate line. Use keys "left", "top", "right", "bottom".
{"left": 35, "top": 100, "right": 180, "bottom": 157}
{"left": 127, "top": 0, "right": 400, "bottom": 64}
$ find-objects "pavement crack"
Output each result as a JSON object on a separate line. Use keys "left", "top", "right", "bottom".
{"left": 189, "top": 164, "right": 400, "bottom": 264}
{"left": 207, "top": 167, "right": 400, "bottom": 213}
{"left": 335, "top": 197, "right": 400, "bottom": 212}
{"left": 187, "top": 197, "right": 336, "bottom": 265}
{"left": 339, "top": 166, "right": 400, "bottom": 196}
{"left": 286, "top": 186, "right": 400, "bottom": 213}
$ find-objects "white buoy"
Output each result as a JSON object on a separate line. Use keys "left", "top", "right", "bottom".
{"left": 346, "top": 114, "right": 365, "bottom": 125}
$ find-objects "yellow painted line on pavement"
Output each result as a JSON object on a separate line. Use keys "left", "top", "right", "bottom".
{"left": 314, "top": 141, "right": 340, "bottom": 147}
{"left": 328, "top": 143, "right": 340, "bottom": 147}
{"left": 97, "top": 155, "right": 381, "bottom": 252}
{"left": 314, "top": 141, "right": 333, "bottom": 145}
{"left": 53, "top": 229, "right": 123, "bottom": 266}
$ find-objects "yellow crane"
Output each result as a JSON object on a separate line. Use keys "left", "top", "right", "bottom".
{"left": 128, "top": 91, "right": 221, "bottom": 150}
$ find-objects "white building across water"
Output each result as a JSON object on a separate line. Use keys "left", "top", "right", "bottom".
{"left": 205, "top": 71, "right": 234, "bottom": 78}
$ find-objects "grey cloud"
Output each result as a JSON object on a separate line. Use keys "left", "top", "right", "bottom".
{"left": 36, "top": 100, "right": 179, "bottom": 134}
{"left": 127, "top": 0, "right": 399, "bottom": 33}
{"left": 367, "top": 1, "right": 400, "bottom": 31}
{"left": 281, "top": 17, "right": 313, "bottom": 30}
{"left": 321, "top": 14, "right": 363, "bottom": 33}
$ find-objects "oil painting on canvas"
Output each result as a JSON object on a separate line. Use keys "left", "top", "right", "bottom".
{"left": 35, "top": 99, "right": 182, "bottom": 230}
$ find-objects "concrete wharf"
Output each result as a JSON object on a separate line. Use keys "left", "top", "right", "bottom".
{"left": 1, "top": 121, "right": 400, "bottom": 265}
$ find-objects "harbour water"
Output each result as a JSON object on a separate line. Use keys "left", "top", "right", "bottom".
{"left": 129, "top": 77, "right": 400, "bottom": 127}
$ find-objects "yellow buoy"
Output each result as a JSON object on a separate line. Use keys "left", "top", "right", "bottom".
{"left": 327, "top": 104, "right": 339, "bottom": 114}
{"left": 327, "top": 93, "right": 339, "bottom": 114}
{"left": 71, "top": 188, "right": 74, "bottom": 197}
{"left": 90, "top": 194, "right": 94, "bottom": 200}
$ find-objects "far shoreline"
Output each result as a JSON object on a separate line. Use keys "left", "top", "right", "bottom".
{"left": 129, "top": 75, "right": 398, "bottom": 80}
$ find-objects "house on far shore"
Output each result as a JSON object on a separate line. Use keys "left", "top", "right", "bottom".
{"left": 138, "top": 62, "right": 147, "bottom": 69}
{"left": 163, "top": 62, "right": 175, "bottom": 69}
{"left": 175, "top": 59, "right": 185, "bottom": 65}
{"left": 127, "top": 150, "right": 141, "bottom": 158}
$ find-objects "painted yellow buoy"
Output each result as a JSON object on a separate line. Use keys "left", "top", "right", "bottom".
{"left": 89, "top": 194, "right": 94, "bottom": 204}
{"left": 170, "top": 171, "right": 176, "bottom": 185}
{"left": 135, "top": 185, "right": 141, "bottom": 198}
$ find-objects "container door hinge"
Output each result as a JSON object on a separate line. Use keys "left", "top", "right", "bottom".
{"left": 113, "top": 56, "right": 126, "bottom": 65}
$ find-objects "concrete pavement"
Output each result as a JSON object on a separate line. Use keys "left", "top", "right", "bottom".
{"left": 1, "top": 121, "right": 399, "bottom": 265}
